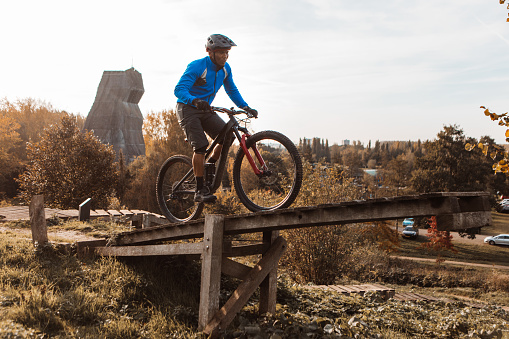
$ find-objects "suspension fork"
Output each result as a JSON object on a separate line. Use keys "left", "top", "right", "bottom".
{"left": 234, "top": 128, "right": 267, "bottom": 176}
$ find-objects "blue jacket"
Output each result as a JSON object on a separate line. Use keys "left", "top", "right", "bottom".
{"left": 175, "top": 56, "right": 248, "bottom": 108}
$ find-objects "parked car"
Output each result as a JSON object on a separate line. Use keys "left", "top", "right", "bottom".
{"left": 402, "top": 218, "right": 414, "bottom": 226}
{"left": 498, "top": 204, "right": 509, "bottom": 213}
{"left": 500, "top": 199, "right": 509, "bottom": 205}
{"left": 484, "top": 234, "right": 509, "bottom": 246}
{"left": 402, "top": 226, "right": 419, "bottom": 239}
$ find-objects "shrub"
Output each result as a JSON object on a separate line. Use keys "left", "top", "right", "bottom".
{"left": 17, "top": 115, "right": 118, "bottom": 209}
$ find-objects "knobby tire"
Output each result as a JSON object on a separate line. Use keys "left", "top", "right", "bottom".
{"left": 232, "top": 130, "right": 303, "bottom": 212}
{"left": 156, "top": 155, "right": 203, "bottom": 223}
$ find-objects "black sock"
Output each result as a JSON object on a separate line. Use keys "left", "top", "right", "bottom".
{"left": 196, "top": 176, "right": 204, "bottom": 190}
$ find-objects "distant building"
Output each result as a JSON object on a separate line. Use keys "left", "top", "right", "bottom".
{"left": 343, "top": 139, "right": 350, "bottom": 146}
{"left": 84, "top": 68, "right": 145, "bottom": 163}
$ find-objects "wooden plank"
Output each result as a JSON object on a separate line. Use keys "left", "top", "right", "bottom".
{"left": 198, "top": 215, "right": 224, "bottom": 331}
{"left": 336, "top": 285, "right": 358, "bottom": 293}
{"left": 203, "top": 236, "right": 287, "bottom": 337}
{"left": 107, "top": 210, "right": 123, "bottom": 217}
{"left": 58, "top": 209, "right": 80, "bottom": 218}
{"left": 111, "top": 192, "right": 491, "bottom": 246}
{"left": 221, "top": 258, "right": 251, "bottom": 280}
{"left": 328, "top": 285, "right": 349, "bottom": 294}
{"left": 89, "top": 210, "right": 101, "bottom": 216}
{"left": 76, "top": 239, "right": 107, "bottom": 258}
{"left": 95, "top": 242, "right": 203, "bottom": 257}
{"left": 93, "top": 209, "right": 110, "bottom": 217}
{"left": 129, "top": 209, "right": 149, "bottom": 214}
{"left": 119, "top": 210, "right": 134, "bottom": 216}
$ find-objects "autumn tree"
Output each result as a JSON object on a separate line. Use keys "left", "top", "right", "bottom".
{"left": 467, "top": 107, "right": 509, "bottom": 176}
{"left": 0, "top": 115, "right": 21, "bottom": 197}
{"left": 0, "top": 98, "right": 78, "bottom": 198}
{"left": 17, "top": 115, "right": 118, "bottom": 209}
{"left": 123, "top": 109, "right": 190, "bottom": 212}
{"left": 411, "top": 125, "right": 492, "bottom": 193}
{"left": 421, "top": 216, "right": 457, "bottom": 263}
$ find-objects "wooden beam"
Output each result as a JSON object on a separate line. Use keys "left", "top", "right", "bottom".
{"left": 198, "top": 215, "right": 224, "bottom": 331}
{"left": 76, "top": 239, "right": 107, "bottom": 258}
{"left": 111, "top": 192, "right": 491, "bottom": 246}
{"left": 221, "top": 258, "right": 251, "bottom": 280}
{"left": 223, "top": 243, "right": 269, "bottom": 257}
{"left": 203, "top": 236, "right": 287, "bottom": 337}
{"left": 95, "top": 242, "right": 203, "bottom": 257}
{"left": 259, "top": 231, "right": 278, "bottom": 315}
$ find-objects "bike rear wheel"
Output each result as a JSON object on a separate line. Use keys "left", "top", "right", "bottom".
{"left": 233, "top": 130, "right": 303, "bottom": 212}
{"left": 156, "top": 155, "right": 203, "bottom": 222}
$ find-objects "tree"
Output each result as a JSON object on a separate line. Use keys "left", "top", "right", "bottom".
{"left": 411, "top": 125, "right": 492, "bottom": 193}
{"left": 0, "top": 115, "right": 21, "bottom": 197}
{"left": 123, "top": 109, "right": 190, "bottom": 212}
{"left": 17, "top": 115, "right": 118, "bottom": 209}
{"left": 383, "top": 155, "right": 411, "bottom": 195}
{"left": 0, "top": 98, "right": 77, "bottom": 198}
{"left": 467, "top": 107, "right": 509, "bottom": 176}
{"left": 421, "top": 216, "right": 457, "bottom": 263}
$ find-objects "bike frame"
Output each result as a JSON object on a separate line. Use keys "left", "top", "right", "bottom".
{"left": 172, "top": 108, "right": 268, "bottom": 195}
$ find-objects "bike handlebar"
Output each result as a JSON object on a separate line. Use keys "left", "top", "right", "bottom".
{"left": 211, "top": 106, "right": 257, "bottom": 119}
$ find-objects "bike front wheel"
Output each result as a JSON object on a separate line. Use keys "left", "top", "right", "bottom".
{"left": 233, "top": 130, "right": 303, "bottom": 212}
{"left": 156, "top": 155, "right": 203, "bottom": 223}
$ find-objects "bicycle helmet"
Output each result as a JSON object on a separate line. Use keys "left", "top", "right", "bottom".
{"left": 206, "top": 34, "right": 237, "bottom": 50}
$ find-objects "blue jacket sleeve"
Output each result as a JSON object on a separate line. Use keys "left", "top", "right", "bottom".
{"left": 224, "top": 68, "right": 248, "bottom": 108}
{"left": 174, "top": 61, "right": 200, "bottom": 105}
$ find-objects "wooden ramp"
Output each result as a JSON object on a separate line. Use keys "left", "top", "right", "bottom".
{"left": 75, "top": 191, "right": 491, "bottom": 338}
{"left": 305, "top": 283, "right": 395, "bottom": 300}
{"left": 0, "top": 206, "right": 166, "bottom": 228}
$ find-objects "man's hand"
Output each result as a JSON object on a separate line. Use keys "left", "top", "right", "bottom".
{"left": 193, "top": 99, "right": 212, "bottom": 112}
{"left": 242, "top": 106, "right": 258, "bottom": 118}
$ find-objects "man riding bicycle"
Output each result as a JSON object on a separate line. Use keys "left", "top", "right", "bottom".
{"left": 174, "top": 34, "right": 258, "bottom": 203}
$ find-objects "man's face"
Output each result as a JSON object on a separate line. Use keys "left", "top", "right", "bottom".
{"left": 208, "top": 48, "right": 230, "bottom": 67}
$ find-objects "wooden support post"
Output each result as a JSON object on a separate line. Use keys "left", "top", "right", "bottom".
{"left": 131, "top": 213, "right": 143, "bottom": 229}
{"left": 203, "top": 236, "right": 287, "bottom": 337}
{"left": 79, "top": 198, "right": 91, "bottom": 221}
{"left": 259, "top": 230, "right": 279, "bottom": 314}
{"left": 198, "top": 215, "right": 224, "bottom": 331}
{"left": 29, "top": 195, "right": 48, "bottom": 245}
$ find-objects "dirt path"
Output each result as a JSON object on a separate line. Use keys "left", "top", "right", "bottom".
{"left": 0, "top": 226, "right": 97, "bottom": 243}
{"left": 392, "top": 255, "right": 509, "bottom": 270}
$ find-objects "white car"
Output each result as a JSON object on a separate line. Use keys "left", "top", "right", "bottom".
{"left": 402, "top": 226, "right": 419, "bottom": 239}
{"left": 484, "top": 234, "right": 509, "bottom": 246}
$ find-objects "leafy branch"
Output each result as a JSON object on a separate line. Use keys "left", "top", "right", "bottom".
{"left": 499, "top": 0, "right": 509, "bottom": 22}
{"left": 465, "top": 106, "right": 509, "bottom": 174}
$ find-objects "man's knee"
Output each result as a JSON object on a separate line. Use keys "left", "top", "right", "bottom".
{"left": 195, "top": 145, "right": 208, "bottom": 154}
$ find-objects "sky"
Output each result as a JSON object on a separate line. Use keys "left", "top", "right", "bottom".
{"left": 2, "top": 0, "right": 509, "bottom": 146}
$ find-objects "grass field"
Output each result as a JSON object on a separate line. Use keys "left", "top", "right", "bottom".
{"left": 397, "top": 236, "right": 509, "bottom": 265}
{"left": 393, "top": 211, "right": 509, "bottom": 265}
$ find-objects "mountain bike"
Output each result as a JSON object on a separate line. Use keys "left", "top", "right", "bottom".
{"left": 156, "top": 106, "right": 303, "bottom": 223}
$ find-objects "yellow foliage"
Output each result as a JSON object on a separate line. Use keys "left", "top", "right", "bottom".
{"left": 471, "top": 106, "right": 509, "bottom": 176}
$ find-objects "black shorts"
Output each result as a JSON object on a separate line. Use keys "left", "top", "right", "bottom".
{"left": 175, "top": 103, "right": 226, "bottom": 153}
